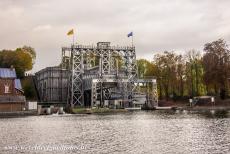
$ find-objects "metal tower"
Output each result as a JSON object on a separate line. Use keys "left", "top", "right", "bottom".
{"left": 61, "top": 42, "right": 158, "bottom": 108}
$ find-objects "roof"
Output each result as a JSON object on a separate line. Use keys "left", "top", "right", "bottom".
{"left": 14, "top": 79, "right": 22, "bottom": 90}
{"left": 0, "top": 68, "right": 16, "bottom": 78}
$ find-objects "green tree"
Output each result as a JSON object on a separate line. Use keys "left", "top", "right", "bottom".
{"left": 153, "top": 51, "right": 180, "bottom": 99}
{"left": 137, "top": 59, "right": 155, "bottom": 78}
{"left": 185, "top": 50, "right": 206, "bottom": 97}
{"left": 17, "top": 46, "right": 36, "bottom": 65}
{"left": 0, "top": 46, "right": 36, "bottom": 78}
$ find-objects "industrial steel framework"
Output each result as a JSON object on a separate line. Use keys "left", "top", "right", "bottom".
{"left": 62, "top": 42, "right": 158, "bottom": 108}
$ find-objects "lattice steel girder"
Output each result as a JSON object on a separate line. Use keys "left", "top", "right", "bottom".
{"left": 61, "top": 43, "right": 148, "bottom": 107}
{"left": 103, "top": 88, "right": 111, "bottom": 100}
{"left": 91, "top": 82, "right": 100, "bottom": 107}
{"left": 62, "top": 45, "right": 134, "bottom": 51}
{"left": 124, "top": 49, "right": 138, "bottom": 103}
{"left": 152, "top": 83, "right": 158, "bottom": 107}
{"left": 90, "top": 78, "right": 158, "bottom": 107}
{"left": 71, "top": 48, "right": 84, "bottom": 106}
{"left": 61, "top": 48, "right": 66, "bottom": 69}
{"left": 61, "top": 47, "right": 71, "bottom": 69}
{"left": 92, "top": 78, "right": 156, "bottom": 83}
{"left": 127, "top": 49, "right": 138, "bottom": 80}
{"left": 85, "top": 50, "right": 91, "bottom": 69}
{"left": 101, "top": 49, "right": 111, "bottom": 74}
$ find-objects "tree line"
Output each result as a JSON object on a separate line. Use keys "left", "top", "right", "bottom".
{"left": 0, "top": 46, "right": 36, "bottom": 78}
{"left": 137, "top": 39, "right": 230, "bottom": 100}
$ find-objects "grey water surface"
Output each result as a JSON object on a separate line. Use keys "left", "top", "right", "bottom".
{"left": 0, "top": 111, "right": 230, "bottom": 154}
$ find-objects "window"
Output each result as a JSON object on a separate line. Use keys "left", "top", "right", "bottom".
{"left": 4, "top": 84, "right": 10, "bottom": 93}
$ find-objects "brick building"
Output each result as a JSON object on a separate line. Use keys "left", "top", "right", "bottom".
{"left": 0, "top": 68, "right": 26, "bottom": 112}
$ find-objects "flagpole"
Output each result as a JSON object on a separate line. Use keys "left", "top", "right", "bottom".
{"left": 127, "top": 31, "right": 134, "bottom": 47}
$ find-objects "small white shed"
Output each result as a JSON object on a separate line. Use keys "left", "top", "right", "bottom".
{"left": 26, "top": 101, "right": 37, "bottom": 110}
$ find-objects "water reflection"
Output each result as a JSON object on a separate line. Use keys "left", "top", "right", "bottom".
{"left": 0, "top": 111, "right": 230, "bottom": 154}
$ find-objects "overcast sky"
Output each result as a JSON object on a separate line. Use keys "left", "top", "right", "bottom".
{"left": 0, "top": 0, "right": 230, "bottom": 72}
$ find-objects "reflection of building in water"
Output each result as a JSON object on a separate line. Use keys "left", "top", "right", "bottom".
{"left": 35, "top": 42, "right": 158, "bottom": 108}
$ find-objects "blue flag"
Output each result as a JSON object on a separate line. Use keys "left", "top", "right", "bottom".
{"left": 127, "top": 32, "right": 133, "bottom": 37}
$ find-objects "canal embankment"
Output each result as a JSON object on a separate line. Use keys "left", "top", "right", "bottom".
{"left": 0, "top": 110, "right": 37, "bottom": 117}
{"left": 71, "top": 108, "right": 128, "bottom": 114}
{"left": 157, "top": 98, "right": 230, "bottom": 110}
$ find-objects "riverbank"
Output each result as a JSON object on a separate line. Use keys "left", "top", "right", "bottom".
{"left": 0, "top": 110, "right": 37, "bottom": 118}
{"left": 176, "top": 106, "right": 230, "bottom": 111}
{"left": 158, "top": 98, "right": 230, "bottom": 108}
{"left": 154, "top": 99, "right": 230, "bottom": 116}
{"left": 71, "top": 108, "right": 128, "bottom": 114}
{"left": 1, "top": 101, "right": 230, "bottom": 117}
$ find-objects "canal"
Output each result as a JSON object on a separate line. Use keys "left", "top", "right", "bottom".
{"left": 0, "top": 111, "right": 230, "bottom": 154}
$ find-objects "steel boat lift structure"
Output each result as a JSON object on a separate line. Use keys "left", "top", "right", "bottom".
{"left": 61, "top": 42, "right": 158, "bottom": 108}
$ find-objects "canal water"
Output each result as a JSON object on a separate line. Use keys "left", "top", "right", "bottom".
{"left": 0, "top": 111, "right": 230, "bottom": 154}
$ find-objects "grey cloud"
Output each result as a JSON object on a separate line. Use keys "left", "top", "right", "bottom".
{"left": 0, "top": 0, "right": 230, "bottom": 72}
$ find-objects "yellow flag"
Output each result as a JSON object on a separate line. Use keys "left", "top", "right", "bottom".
{"left": 67, "top": 29, "right": 74, "bottom": 35}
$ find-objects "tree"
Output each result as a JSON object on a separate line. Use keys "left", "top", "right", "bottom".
{"left": 153, "top": 51, "right": 181, "bottom": 99}
{"left": 23, "top": 80, "right": 37, "bottom": 100}
{"left": 17, "top": 46, "right": 36, "bottom": 65}
{"left": 137, "top": 59, "right": 155, "bottom": 78}
{"left": 134, "top": 39, "right": 230, "bottom": 101}
{"left": 203, "top": 39, "right": 230, "bottom": 99}
{"left": 0, "top": 46, "right": 36, "bottom": 78}
{"left": 185, "top": 50, "right": 205, "bottom": 97}
{"left": 176, "top": 54, "right": 186, "bottom": 97}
